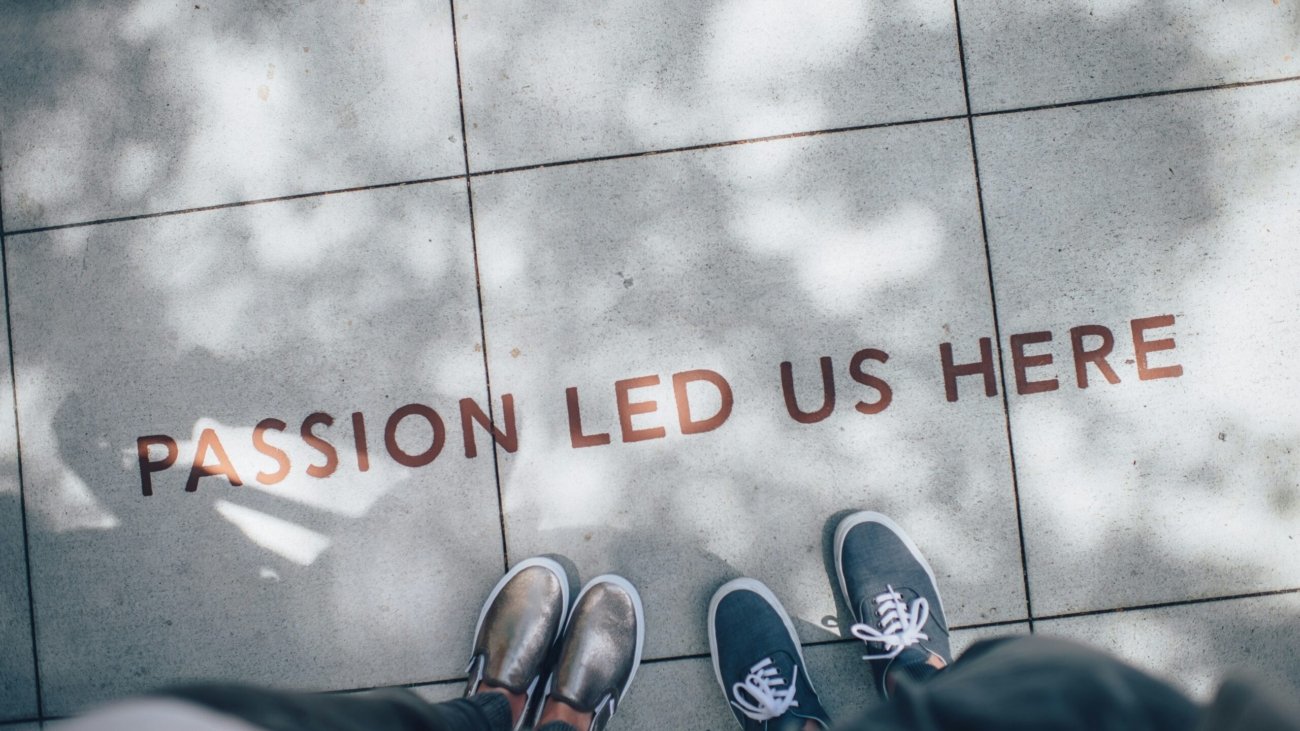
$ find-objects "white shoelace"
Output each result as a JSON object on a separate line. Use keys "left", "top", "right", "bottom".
{"left": 730, "top": 657, "right": 801, "bottom": 721}
{"left": 849, "top": 585, "right": 930, "bottom": 661}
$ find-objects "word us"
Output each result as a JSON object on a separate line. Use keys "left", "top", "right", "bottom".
{"left": 136, "top": 314, "right": 1180, "bottom": 495}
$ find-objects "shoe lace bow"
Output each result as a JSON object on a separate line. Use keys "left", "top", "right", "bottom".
{"left": 730, "top": 657, "right": 800, "bottom": 721}
{"left": 850, "top": 585, "right": 930, "bottom": 660}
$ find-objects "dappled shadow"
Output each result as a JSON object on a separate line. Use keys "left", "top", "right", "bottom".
{"left": 0, "top": 0, "right": 1297, "bottom": 725}
{"left": 958, "top": 0, "right": 1300, "bottom": 112}
{"left": 5, "top": 183, "right": 507, "bottom": 714}
{"left": 454, "top": 0, "right": 967, "bottom": 171}
{"left": 975, "top": 75, "right": 1300, "bottom": 616}
{"left": 473, "top": 114, "right": 1028, "bottom": 660}
{"left": 0, "top": 0, "right": 464, "bottom": 230}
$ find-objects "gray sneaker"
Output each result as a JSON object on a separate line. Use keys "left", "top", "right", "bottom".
{"left": 538, "top": 575, "right": 644, "bottom": 731}
{"left": 465, "top": 557, "right": 570, "bottom": 730}
{"left": 834, "top": 511, "right": 951, "bottom": 697}
{"left": 709, "top": 578, "right": 831, "bottom": 730}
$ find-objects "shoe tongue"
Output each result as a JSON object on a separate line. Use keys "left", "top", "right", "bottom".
{"left": 764, "top": 649, "right": 799, "bottom": 679}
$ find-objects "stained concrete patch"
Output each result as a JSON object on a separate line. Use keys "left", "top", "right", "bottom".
{"left": 455, "top": 1, "right": 966, "bottom": 170}
{"left": 475, "top": 120, "right": 1028, "bottom": 661}
{"left": 0, "top": 1, "right": 464, "bottom": 230}
{"left": 975, "top": 82, "right": 1300, "bottom": 616}
{"left": 959, "top": 0, "right": 1300, "bottom": 112}
{"left": 6, "top": 182, "right": 503, "bottom": 714}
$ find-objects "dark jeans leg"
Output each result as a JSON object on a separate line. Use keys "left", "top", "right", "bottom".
{"left": 156, "top": 684, "right": 514, "bottom": 731}
{"left": 835, "top": 636, "right": 1201, "bottom": 731}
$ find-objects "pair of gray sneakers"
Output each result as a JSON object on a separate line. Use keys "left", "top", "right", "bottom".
{"left": 465, "top": 558, "right": 644, "bottom": 731}
{"left": 708, "top": 511, "right": 951, "bottom": 730}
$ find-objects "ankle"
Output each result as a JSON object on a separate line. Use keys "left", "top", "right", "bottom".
{"left": 884, "top": 651, "right": 947, "bottom": 695}
{"left": 480, "top": 685, "right": 527, "bottom": 727}
{"left": 536, "top": 697, "right": 592, "bottom": 730}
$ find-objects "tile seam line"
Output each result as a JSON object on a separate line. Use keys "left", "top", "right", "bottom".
{"left": 1033, "top": 586, "right": 1300, "bottom": 623}
{"left": 466, "top": 70, "right": 1300, "bottom": 176}
{"left": 465, "top": 113, "right": 969, "bottom": 176}
{"left": 448, "top": 0, "right": 510, "bottom": 574}
{"left": 196, "top": 587, "right": 1300, "bottom": 702}
{"left": 3, "top": 174, "right": 466, "bottom": 235}
{"left": 3, "top": 112, "right": 966, "bottom": 236}
{"left": 0, "top": 127, "right": 45, "bottom": 718}
{"left": 338, "top": 585, "right": 1300, "bottom": 689}
{"left": 952, "top": 0, "right": 1035, "bottom": 632}
{"left": 309, "top": 617, "right": 1037, "bottom": 694}
{"left": 969, "top": 72, "right": 1300, "bottom": 119}
{"left": 12, "top": 72, "right": 1300, "bottom": 235}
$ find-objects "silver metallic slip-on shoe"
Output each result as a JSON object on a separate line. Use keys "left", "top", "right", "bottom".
{"left": 465, "top": 557, "right": 570, "bottom": 730}
{"left": 539, "top": 574, "right": 644, "bottom": 731}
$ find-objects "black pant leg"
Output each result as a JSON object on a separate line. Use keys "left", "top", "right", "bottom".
{"left": 834, "top": 636, "right": 1201, "bottom": 731}
{"left": 156, "top": 684, "right": 513, "bottom": 731}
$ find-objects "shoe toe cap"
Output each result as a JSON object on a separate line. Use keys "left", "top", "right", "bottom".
{"left": 477, "top": 566, "right": 567, "bottom": 690}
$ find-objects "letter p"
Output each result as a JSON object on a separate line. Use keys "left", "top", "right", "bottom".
{"left": 137, "top": 435, "right": 178, "bottom": 496}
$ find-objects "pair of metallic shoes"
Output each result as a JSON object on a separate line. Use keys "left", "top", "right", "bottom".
{"left": 465, "top": 558, "right": 644, "bottom": 731}
{"left": 708, "top": 511, "right": 952, "bottom": 730}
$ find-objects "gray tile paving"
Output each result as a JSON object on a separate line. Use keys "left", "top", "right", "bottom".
{"left": 959, "top": 0, "right": 1300, "bottom": 112}
{"left": 456, "top": 1, "right": 966, "bottom": 171}
{"left": 615, "top": 624, "right": 1028, "bottom": 730}
{"left": 975, "top": 82, "right": 1300, "bottom": 616}
{"left": 0, "top": 274, "right": 37, "bottom": 721}
{"left": 1039, "top": 593, "right": 1300, "bottom": 700}
{"left": 0, "top": 2, "right": 1297, "bottom": 726}
{"left": 0, "top": 1, "right": 464, "bottom": 231}
{"left": 6, "top": 182, "right": 504, "bottom": 714}
{"left": 0, "top": 723, "right": 40, "bottom": 731}
{"left": 475, "top": 120, "right": 1027, "bottom": 661}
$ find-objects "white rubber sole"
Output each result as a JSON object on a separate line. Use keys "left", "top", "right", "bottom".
{"left": 707, "top": 577, "right": 819, "bottom": 699}
{"left": 833, "top": 511, "right": 945, "bottom": 622}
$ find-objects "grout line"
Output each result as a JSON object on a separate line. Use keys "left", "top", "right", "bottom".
{"left": 639, "top": 618, "right": 1034, "bottom": 667}
{"left": 0, "top": 131, "right": 46, "bottom": 718}
{"left": 3, "top": 174, "right": 465, "bottom": 236}
{"left": 466, "top": 114, "right": 968, "bottom": 177}
{"left": 275, "top": 586, "right": 1300, "bottom": 698}
{"left": 969, "top": 73, "right": 1300, "bottom": 119}
{"left": 8, "top": 73, "right": 1299, "bottom": 237}
{"left": 1032, "top": 587, "right": 1300, "bottom": 624}
{"left": 952, "top": 0, "right": 1035, "bottom": 633}
{"left": 319, "top": 615, "right": 1039, "bottom": 693}
{"left": 448, "top": 0, "right": 510, "bottom": 574}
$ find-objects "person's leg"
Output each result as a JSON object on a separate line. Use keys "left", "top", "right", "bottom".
{"left": 152, "top": 684, "right": 514, "bottom": 731}
{"left": 833, "top": 511, "right": 953, "bottom": 698}
{"left": 78, "top": 556, "right": 572, "bottom": 731}
{"left": 835, "top": 635, "right": 1200, "bottom": 731}
{"left": 708, "top": 577, "right": 832, "bottom": 731}
{"left": 532, "top": 574, "right": 645, "bottom": 731}
{"left": 828, "top": 512, "right": 1201, "bottom": 730}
